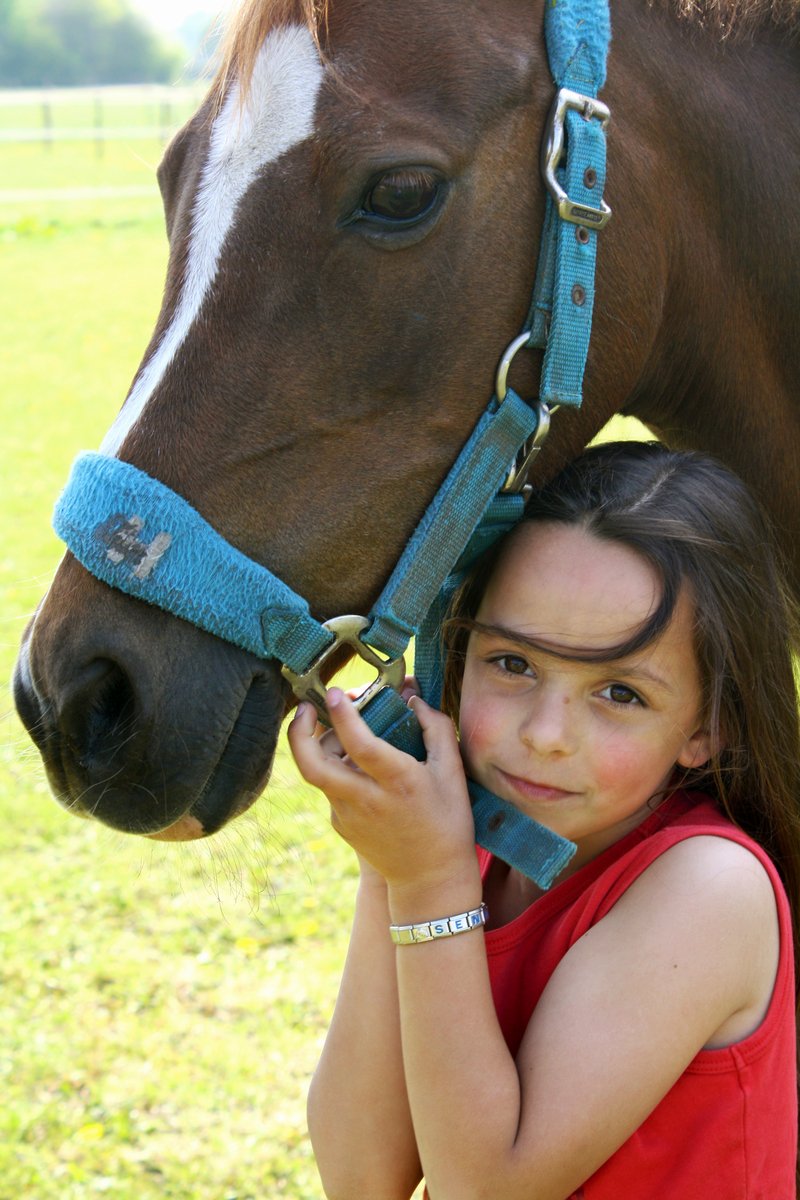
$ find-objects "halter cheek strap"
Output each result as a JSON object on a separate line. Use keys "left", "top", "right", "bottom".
{"left": 51, "top": 0, "right": 612, "bottom": 891}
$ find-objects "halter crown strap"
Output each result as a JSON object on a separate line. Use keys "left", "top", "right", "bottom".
{"left": 365, "top": 390, "right": 537, "bottom": 661}
{"left": 526, "top": 0, "right": 611, "bottom": 408}
{"left": 545, "top": 0, "right": 610, "bottom": 88}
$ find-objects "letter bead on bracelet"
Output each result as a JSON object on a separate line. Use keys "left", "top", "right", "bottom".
{"left": 389, "top": 902, "right": 489, "bottom": 945}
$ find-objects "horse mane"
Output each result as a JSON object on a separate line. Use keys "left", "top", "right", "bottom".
{"left": 210, "top": 0, "right": 796, "bottom": 110}
{"left": 659, "top": 0, "right": 800, "bottom": 38}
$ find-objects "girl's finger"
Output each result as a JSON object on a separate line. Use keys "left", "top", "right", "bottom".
{"left": 324, "top": 688, "right": 409, "bottom": 780}
{"left": 400, "top": 675, "right": 420, "bottom": 703}
{"left": 287, "top": 703, "right": 331, "bottom": 771}
{"left": 289, "top": 701, "right": 376, "bottom": 799}
{"left": 288, "top": 702, "right": 343, "bottom": 755}
{"left": 288, "top": 701, "right": 315, "bottom": 733}
{"left": 287, "top": 702, "right": 317, "bottom": 763}
{"left": 408, "top": 695, "right": 462, "bottom": 767}
{"left": 318, "top": 726, "right": 346, "bottom": 757}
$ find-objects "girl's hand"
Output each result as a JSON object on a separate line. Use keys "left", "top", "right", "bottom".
{"left": 297, "top": 694, "right": 393, "bottom": 891}
{"left": 288, "top": 688, "right": 477, "bottom": 894}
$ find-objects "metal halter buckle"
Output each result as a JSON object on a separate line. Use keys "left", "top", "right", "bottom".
{"left": 541, "top": 87, "right": 612, "bottom": 229}
{"left": 281, "top": 614, "right": 406, "bottom": 721}
{"left": 495, "top": 331, "right": 554, "bottom": 496}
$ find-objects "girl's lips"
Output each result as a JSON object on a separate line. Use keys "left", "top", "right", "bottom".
{"left": 496, "top": 768, "right": 579, "bottom": 804}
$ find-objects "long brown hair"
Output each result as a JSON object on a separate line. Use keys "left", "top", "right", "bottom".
{"left": 444, "top": 441, "right": 800, "bottom": 1075}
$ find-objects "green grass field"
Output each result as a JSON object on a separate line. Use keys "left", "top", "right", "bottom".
{"left": 1, "top": 113, "right": 361, "bottom": 1200}
{"left": 1, "top": 103, "right": 649, "bottom": 1200}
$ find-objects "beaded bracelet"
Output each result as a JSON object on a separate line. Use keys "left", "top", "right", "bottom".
{"left": 389, "top": 902, "right": 488, "bottom": 945}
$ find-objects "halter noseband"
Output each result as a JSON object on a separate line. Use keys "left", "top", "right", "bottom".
{"left": 52, "top": 0, "right": 611, "bottom": 889}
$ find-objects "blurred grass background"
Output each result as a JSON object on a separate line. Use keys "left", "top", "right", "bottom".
{"left": 1, "top": 92, "right": 359, "bottom": 1200}
{"left": 0, "top": 90, "right": 648, "bottom": 1199}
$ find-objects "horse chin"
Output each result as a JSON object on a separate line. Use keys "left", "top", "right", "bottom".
{"left": 147, "top": 815, "right": 207, "bottom": 840}
{"left": 145, "top": 782, "right": 262, "bottom": 841}
{"left": 146, "top": 807, "right": 249, "bottom": 841}
{"left": 147, "top": 779, "right": 261, "bottom": 839}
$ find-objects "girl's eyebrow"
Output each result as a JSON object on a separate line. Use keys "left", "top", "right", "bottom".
{"left": 471, "top": 623, "right": 676, "bottom": 694}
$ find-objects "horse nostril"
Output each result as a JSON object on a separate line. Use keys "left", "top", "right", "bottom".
{"left": 61, "top": 658, "right": 138, "bottom": 774}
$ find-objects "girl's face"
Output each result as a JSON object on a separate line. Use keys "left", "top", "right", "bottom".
{"left": 459, "top": 522, "right": 712, "bottom": 871}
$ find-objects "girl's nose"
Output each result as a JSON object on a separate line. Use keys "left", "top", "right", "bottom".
{"left": 520, "top": 689, "right": 576, "bottom": 756}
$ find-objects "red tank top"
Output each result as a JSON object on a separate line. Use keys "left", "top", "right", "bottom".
{"left": 474, "top": 791, "right": 797, "bottom": 1198}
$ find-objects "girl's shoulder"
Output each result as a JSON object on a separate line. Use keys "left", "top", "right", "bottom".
{"left": 606, "top": 797, "right": 784, "bottom": 979}
{"left": 624, "top": 831, "right": 779, "bottom": 937}
{"left": 603, "top": 829, "right": 782, "bottom": 1051}
{"left": 588, "top": 792, "right": 787, "bottom": 922}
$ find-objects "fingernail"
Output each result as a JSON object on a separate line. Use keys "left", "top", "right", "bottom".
{"left": 295, "top": 702, "right": 306, "bottom": 718}
{"left": 327, "top": 687, "right": 344, "bottom": 708}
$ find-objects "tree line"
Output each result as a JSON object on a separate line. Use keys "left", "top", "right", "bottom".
{"left": 0, "top": 0, "right": 198, "bottom": 87}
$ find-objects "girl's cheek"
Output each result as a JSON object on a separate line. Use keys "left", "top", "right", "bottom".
{"left": 592, "top": 737, "right": 655, "bottom": 794}
{"left": 458, "top": 698, "right": 499, "bottom": 770}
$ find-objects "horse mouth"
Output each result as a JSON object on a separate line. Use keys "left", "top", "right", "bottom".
{"left": 148, "top": 675, "right": 286, "bottom": 840}
{"left": 149, "top": 679, "right": 281, "bottom": 840}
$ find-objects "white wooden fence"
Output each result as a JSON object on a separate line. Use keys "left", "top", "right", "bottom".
{"left": 0, "top": 84, "right": 208, "bottom": 146}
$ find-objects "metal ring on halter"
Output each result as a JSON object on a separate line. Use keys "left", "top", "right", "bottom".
{"left": 281, "top": 614, "right": 406, "bottom": 722}
{"left": 495, "top": 331, "right": 533, "bottom": 404}
{"left": 495, "top": 332, "right": 554, "bottom": 495}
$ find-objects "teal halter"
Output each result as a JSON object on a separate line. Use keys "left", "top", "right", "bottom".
{"left": 53, "top": 0, "right": 612, "bottom": 890}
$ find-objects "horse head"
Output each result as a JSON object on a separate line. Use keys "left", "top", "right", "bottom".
{"left": 14, "top": 0, "right": 800, "bottom": 838}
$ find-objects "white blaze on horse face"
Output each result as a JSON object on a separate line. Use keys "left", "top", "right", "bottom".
{"left": 101, "top": 24, "right": 324, "bottom": 457}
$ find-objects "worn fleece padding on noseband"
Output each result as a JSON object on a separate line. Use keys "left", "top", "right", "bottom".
{"left": 53, "top": 452, "right": 333, "bottom": 672}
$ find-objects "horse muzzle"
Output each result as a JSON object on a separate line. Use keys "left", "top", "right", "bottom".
{"left": 13, "top": 563, "right": 288, "bottom": 839}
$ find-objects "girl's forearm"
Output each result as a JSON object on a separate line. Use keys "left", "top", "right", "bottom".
{"left": 307, "top": 877, "right": 422, "bottom": 1200}
{"left": 389, "top": 880, "right": 527, "bottom": 1200}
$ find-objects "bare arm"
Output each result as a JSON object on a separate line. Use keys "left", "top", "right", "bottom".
{"left": 307, "top": 869, "right": 422, "bottom": 1200}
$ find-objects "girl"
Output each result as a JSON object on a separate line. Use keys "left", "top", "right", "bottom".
{"left": 289, "top": 441, "right": 800, "bottom": 1200}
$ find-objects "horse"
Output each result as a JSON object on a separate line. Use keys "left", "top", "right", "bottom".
{"left": 13, "top": 0, "right": 800, "bottom": 843}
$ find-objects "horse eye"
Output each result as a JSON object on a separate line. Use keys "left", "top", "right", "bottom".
{"left": 362, "top": 170, "right": 441, "bottom": 224}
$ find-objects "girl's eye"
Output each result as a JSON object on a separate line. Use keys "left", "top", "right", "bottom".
{"left": 600, "top": 683, "right": 643, "bottom": 707}
{"left": 494, "top": 654, "right": 533, "bottom": 678}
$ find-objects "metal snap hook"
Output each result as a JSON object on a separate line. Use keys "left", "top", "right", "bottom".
{"left": 494, "top": 332, "right": 556, "bottom": 496}
{"left": 501, "top": 401, "right": 553, "bottom": 495}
